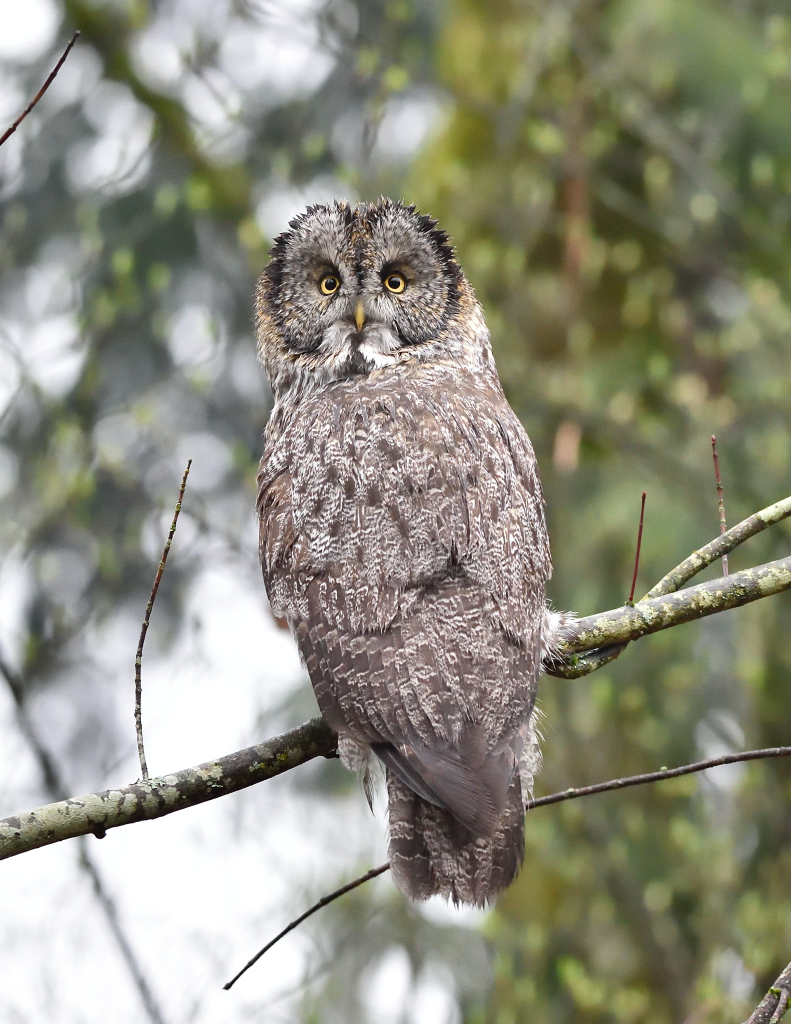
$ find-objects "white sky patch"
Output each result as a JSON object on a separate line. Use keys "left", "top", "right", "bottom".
{"left": 218, "top": 23, "right": 334, "bottom": 99}
{"left": 174, "top": 434, "right": 233, "bottom": 493}
{"left": 168, "top": 303, "right": 224, "bottom": 369}
{"left": 3, "top": 313, "right": 85, "bottom": 397}
{"left": 373, "top": 90, "right": 449, "bottom": 166}
{"left": 363, "top": 945, "right": 413, "bottom": 1024}
{"left": 0, "top": 69, "right": 23, "bottom": 124}
{"left": 0, "top": 0, "right": 59, "bottom": 62}
{"left": 255, "top": 176, "right": 348, "bottom": 241}
{"left": 0, "top": 342, "right": 21, "bottom": 419}
{"left": 0, "top": 550, "right": 31, "bottom": 672}
{"left": 0, "top": 554, "right": 393, "bottom": 1022}
{"left": 67, "top": 81, "right": 154, "bottom": 196}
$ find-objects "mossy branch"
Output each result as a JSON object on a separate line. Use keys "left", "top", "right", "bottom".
{"left": 0, "top": 718, "right": 336, "bottom": 862}
{"left": 1, "top": 497, "right": 789, "bottom": 862}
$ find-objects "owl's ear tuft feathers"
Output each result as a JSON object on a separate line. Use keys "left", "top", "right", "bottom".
{"left": 264, "top": 231, "right": 289, "bottom": 290}
{"left": 412, "top": 211, "right": 459, "bottom": 275}
{"left": 264, "top": 200, "right": 354, "bottom": 290}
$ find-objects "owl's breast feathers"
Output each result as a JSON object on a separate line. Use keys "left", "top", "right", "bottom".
{"left": 257, "top": 362, "right": 550, "bottom": 838}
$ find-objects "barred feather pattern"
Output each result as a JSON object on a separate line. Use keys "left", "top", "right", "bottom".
{"left": 256, "top": 200, "right": 552, "bottom": 906}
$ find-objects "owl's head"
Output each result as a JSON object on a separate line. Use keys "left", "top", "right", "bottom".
{"left": 255, "top": 198, "right": 492, "bottom": 399}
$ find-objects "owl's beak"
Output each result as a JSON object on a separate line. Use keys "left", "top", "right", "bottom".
{"left": 354, "top": 300, "right": 366, "bottom": 331}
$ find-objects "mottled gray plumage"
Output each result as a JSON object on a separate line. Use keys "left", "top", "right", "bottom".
{"left": 256, "top": 199, "right": 554, "bottom": 906}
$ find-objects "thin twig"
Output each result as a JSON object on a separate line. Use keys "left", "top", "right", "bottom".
{"left": 223, "top": 863, "right": 391, "bottom": 991}
{"left": 628, "top": 491, "right": 647, "bottom": 604}
{"left": 135, "top": 461, "right": 191, "bottom": 780}
{"left": 224, "top": 745, "right": 791, "bottom": 987}
{"left": 711, "top": 435, "right": 729, "bottom": 577}
{"left": 0, "top": 31, "right": 80, "bottom": 149}
{"left": 527, "top": 746, "right": 791, "bottom": 808}
{"left": 743, "top": 960, "right": 791, "bottom": 1024}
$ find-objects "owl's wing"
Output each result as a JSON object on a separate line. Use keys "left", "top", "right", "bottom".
{"left": 259, "top": 370, "right": 549, "bottom": 837}
{"left": 295, "top": 568, "right": 537, "bottom": 836}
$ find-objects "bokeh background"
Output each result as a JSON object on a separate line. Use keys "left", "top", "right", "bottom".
{"left": 1, "top": 0, "right": 790, "bottom": 1021}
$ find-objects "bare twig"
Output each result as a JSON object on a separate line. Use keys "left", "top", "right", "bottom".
{"left": 225, "top": 745, "right": 791, "bottom": 985}
{"left": 135, "top": 461, "right": 191, "bottom": 781}
{"left": 0, "top": 31, "right": 80, "bottom": 149}
{"left": 743, "top": 960, "right": 791, "bottom": 1024}
{"left": 712, "top": 435, "right": 729, "bottom": 577}
{"left": 628, "top": 490, "right": 647, "bottom": 604}
{"left": 527, "top": 747, "right": 791, "bottom": 808}
{"left": 223, "top": 863, "right": 391, "bottom": 990}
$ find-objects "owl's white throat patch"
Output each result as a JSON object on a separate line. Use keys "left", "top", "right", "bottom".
{"left": 317, "top": 320, "right": 402, "bottom": 379}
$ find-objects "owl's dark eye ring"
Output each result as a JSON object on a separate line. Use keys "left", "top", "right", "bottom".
{"left": 384, "top": 272, "right": 407, "bottom": 294}
{"left": 319, "top": 274, "right": 340, "bottom": 295}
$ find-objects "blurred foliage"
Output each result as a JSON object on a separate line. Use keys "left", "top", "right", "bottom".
{"left": 400, "top": 1, "right": 791, "bottom": 1022}
{"left": 1, "top": 0, "right": 791, "bottom": 1022}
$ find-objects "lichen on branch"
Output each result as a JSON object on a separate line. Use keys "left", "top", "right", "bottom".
{"left": 0, "top": 718, "right": 336, "bottom": 862}
{"left": 0, "top": 500, "right": 789, "bottom": 863}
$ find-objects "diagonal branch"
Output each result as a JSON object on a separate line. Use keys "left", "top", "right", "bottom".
{"left": 223, "top": 863, "right": 391, "bottom": 990}
{"left": 743, "top": 960, "right": 791, "bottom": 1024}
{"left": 0, "top": 32, "right": 80, "bottom": 148}
{"left": 546, "top": 494, "right": 791, "bottom": 678}
{"left": 224, "top": 745, "right": 791, "bottom": 988}
{"left": 646, "top": 493, "right": 791, "bottom": 599}
{"left": 562, "top": 555, "right": 791, "bottom": 656}
{"left": 546, "top": 554, "right": 791, "bottom": 678}
{"left": 0, "top": 717, "right": 336, "bottom": 861}
{"left": 135, "top": 460, "right": 191, "bottom": 781}
{"left": 0, "top": 502, "right": 789, "bottom": 863}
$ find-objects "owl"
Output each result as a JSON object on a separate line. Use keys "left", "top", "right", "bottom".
{"left": 256, "top": 199, "right": 555, "bottom": 907}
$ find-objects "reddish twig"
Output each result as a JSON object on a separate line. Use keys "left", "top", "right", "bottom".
{"left": 0, "top": 31, "right": 80, "bottom": 149}
{"left": 711, "top": 435, "right": 729, "bottom": 576}
{"left": 223, "top": 862, "right": 391, "bottom": 990}
{"left": 628, "top": 490, "right": 647, "bottom": 604}
{"left": 225, "top": 744, "right": 791, "bottom": 988}
{"left": 134, "top": 461, "right": 191, "bottom": 781}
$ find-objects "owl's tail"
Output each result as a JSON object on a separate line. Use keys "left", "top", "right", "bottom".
{"left": 385, "top": 770, "right": 526, "bottom": 907}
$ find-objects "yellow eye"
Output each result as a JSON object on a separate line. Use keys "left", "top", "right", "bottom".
{"left": 319, "top": 274, "right": 340, "bottom": 295}
{"left": 384, "top": 272, "right": 406, "bottom": 294}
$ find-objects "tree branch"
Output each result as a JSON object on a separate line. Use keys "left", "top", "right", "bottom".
{"left": 0, "top": 500, "right": 789, "bottom": 863}
{"left": 0, "top": 717, "right": 336, "bottom": 861}
{"left": 744, "top": 960, "right": 791, "bottom": 1024}
{"left": 223, "top": 863, "right": 391, "bottom": 990}
{"left": 562, "top": 555, "right": 791, "bottom": 656}
{"left": 224, "top": 745, "right": 791, "bottom": 987}
{"left": 547, "top": 493, "right": 791, "bottom": 678}
{"left": 646, "top": 493, "right": 791, "bottom": 599}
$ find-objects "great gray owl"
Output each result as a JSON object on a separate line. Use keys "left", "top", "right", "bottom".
{"left": 256, "top": 198, "right": 558, "bottom": 907}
